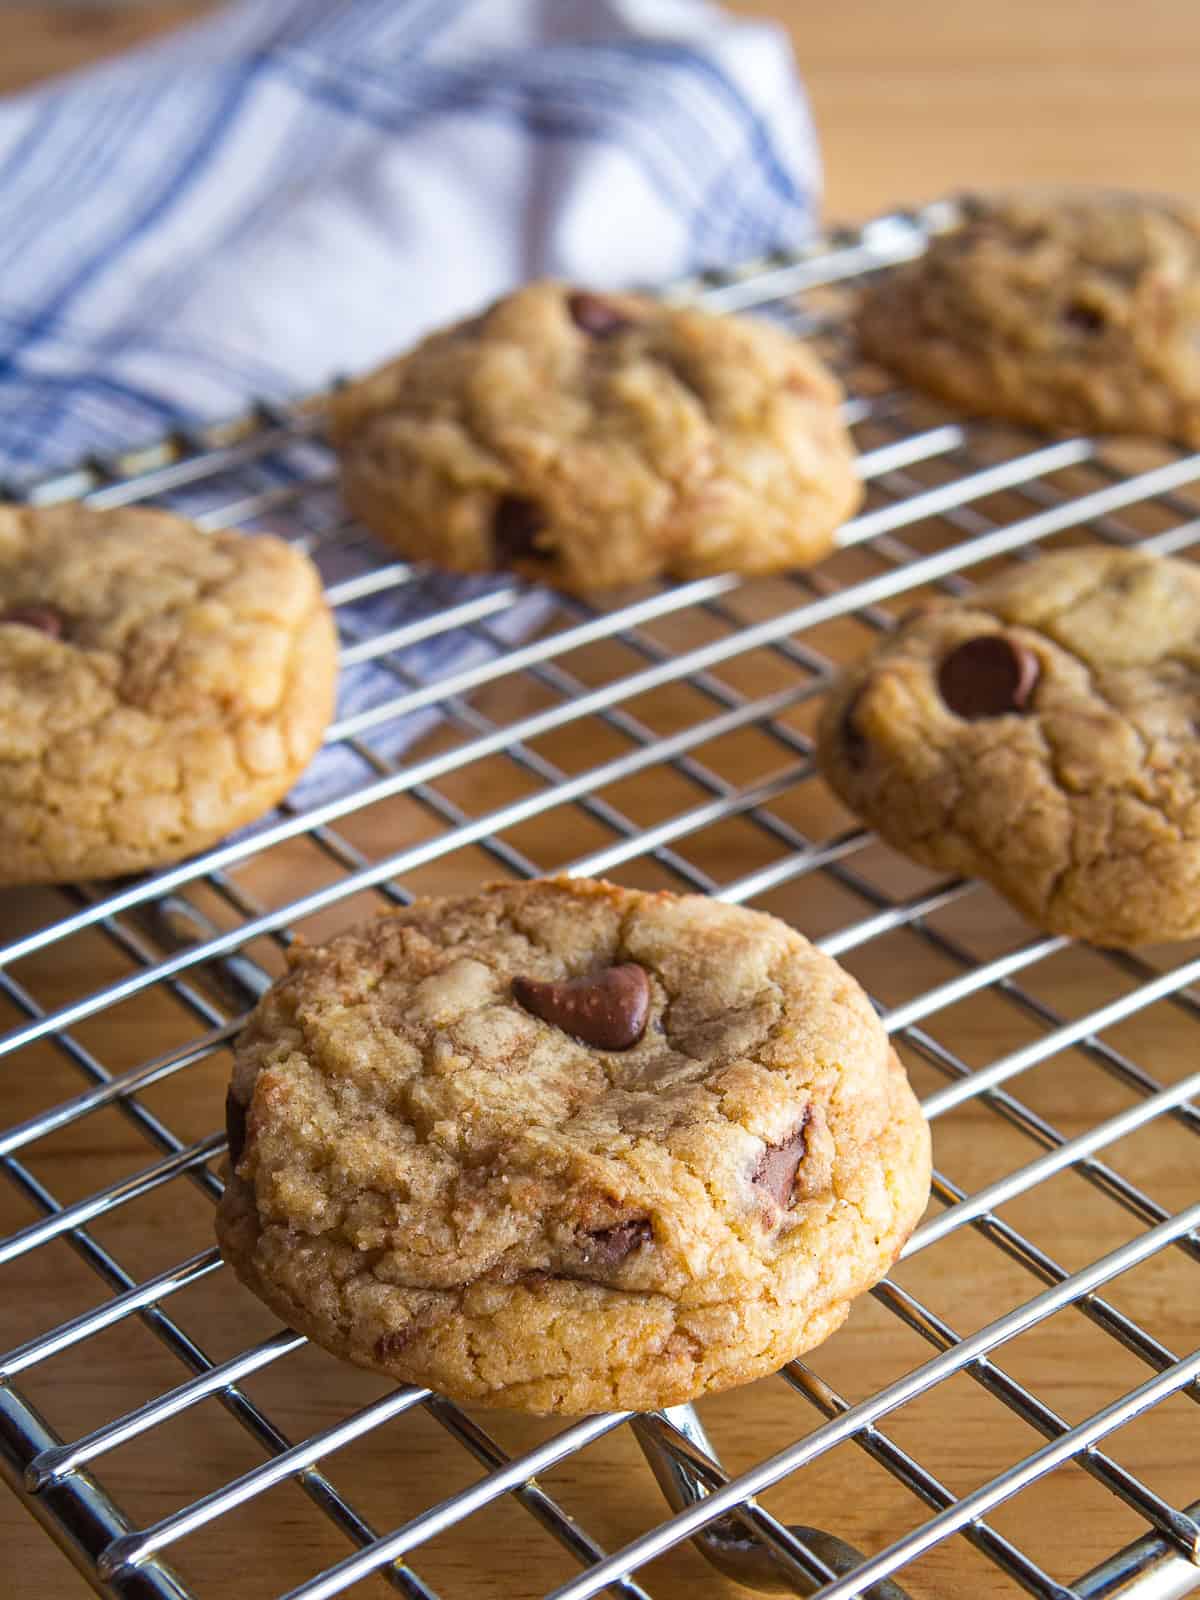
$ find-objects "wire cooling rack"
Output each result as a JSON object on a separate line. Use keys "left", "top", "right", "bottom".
{"left": 1, "top": 202, "right": 1199, "bottom": 1600}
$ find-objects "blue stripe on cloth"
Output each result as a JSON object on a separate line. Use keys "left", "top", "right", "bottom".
{"left": 620, "top": 42, "right": 810, "bottom": 210}
{"left": 0, "top": 101, "right": 58, "bottom": 198}
{"left": 0, "top": 97, "right": 104, "bottom": 277}
{"left": 0, "top": 375, "right": 187, "bottom": 471}
{"left": 277, "top": 53, "right": 702, "bottom": 225}
{"left": 0, "top": 4, "right": 481, "bottom": 418}
{"left": 508, "top": 42, "right": 815, "bottom": 248}
{"left": 32, "top": 122, "right": 343, "bottom": 394}
{"left": 281, "top": 0, "right": 467, "bottom": 61}
{"left": 0, "top": 304, "right": 299, "bottom": 398}
{"left": 0, "top": 60, "right": 262, "bottom": 381}
{"left": 0, "top": 85, "right": 155, "bottom": 284}
{"left": 307, "top": 36, "right": 814, "bottom": 256}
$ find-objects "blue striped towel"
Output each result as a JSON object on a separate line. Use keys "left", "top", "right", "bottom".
{"left": 0, "top": 0, "right": 821, "bottom": 810}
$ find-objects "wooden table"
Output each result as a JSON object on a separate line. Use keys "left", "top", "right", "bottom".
{"left": 2, "top": 5, "right": 1199, "bottom": 1599}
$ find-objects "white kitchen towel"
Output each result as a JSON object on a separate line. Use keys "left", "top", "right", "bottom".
{"left": 0, "top": 0, "right": 819, "bottom": 478}
{"left": 0, "top": 0, "right": 820, "bottom": 811}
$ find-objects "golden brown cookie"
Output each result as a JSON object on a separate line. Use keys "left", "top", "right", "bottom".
{"left": 330, "top": 281, "right": 862, "bottom": 594}
{"left": 216, "top": 878, "right": 930, "bottom": 1415}
{"left": 856, "top": 190, "right": 1200, "bottom": 444}
{"left": 817, "top": 546, "right": 1200, "bottom": 946}
{"left": 0, "top": 502, "right": 337, "bottom": 884}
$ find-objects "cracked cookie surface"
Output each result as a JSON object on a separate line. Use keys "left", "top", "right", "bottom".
{"left": 856, "top": 190, "right": 1200, "bottom": 443}
{"left": 330, "top": 281, "right": 862, "bottom": 594}
{"left": 216, "top": 878, "right": 930, "bottom": 1414}
{"left": 817, "top": 547, "right": 1200, "bottom": 946}
{"left": 0, "top": 503, "right": 336, "bottom": 884}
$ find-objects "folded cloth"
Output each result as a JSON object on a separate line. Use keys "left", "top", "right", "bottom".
{"left": 0, "top": 0, "right": 820, "bottom": 811}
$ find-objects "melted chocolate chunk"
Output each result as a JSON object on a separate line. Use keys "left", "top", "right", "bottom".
{"left": 578, "top": 1219, "right": 652, "bottom": 1269}
{"left": 567, "top": 291, "right": 630, "bottom": 338}
{"left": 375, "top": 1327, "right": 417, "bottom": 1363}
{"left": 1063, "top": 299, "right": 1106, "bottom": 334}
{"left": 937, "top": 634, "right": 1039, "bottom": 720}
{"left": 224, "top": 1090, "right": 248, "bottom": 1170}
{"left": 512, "top": 963, "right": 650, "bottom": 1051}
{"left": 0, "top": 604, "right": 64, "bottom": 638}
{"left": 752, "top": 1115, "right": 810, "bottom": 1210}
{"left": 492, "top": 496, "right": 546, "bottom": 565}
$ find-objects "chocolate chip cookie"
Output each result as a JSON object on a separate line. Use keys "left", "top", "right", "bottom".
{"left": 856, "top": 190, "right": 1200, "bottom": 444}
{"left": 0, "top": 502, "right": 337, "bottom": 884}
{"left": 330, "top": 281, "right": 862, "bottom": 594}
{"left": 817, "top": 546, "right": 1200, "bottom": 946}
{"left": 216, "top": 878, "right": 930, "bottom": 1414}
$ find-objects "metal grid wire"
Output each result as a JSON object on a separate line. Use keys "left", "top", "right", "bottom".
{"left": 1, "top": 201, "right": 1199, "bottom": 1600}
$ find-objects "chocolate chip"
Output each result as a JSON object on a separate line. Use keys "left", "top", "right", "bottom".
{"left": 936, "top": 634, "right": 1039, "bottom": 720}
{"left": 567, "top": 291, "right": 630, "bottom": 338}
{"left": 752, "top": 1117, "right": 810, "bottom": 1210}
{"left": 492, "top": 496, "right": 546, "bottom": 565}
{"left": 1063, "top": 300, "right": 1106, "bottom": 334}
{"left": 224, "top": 1089, "right": 247, "bottom": 1169}
{"left": 375, "top": 1327, "right": 417, "bottom": 1363}
{"left": 841, "top": 688, "right": 869, "bottom": 771}
{"left": 0, "top": 604, "right": 64, "bottom": 638}
{"left": 512, "top": 963, "right": 650, "bottom": 1050}
{"left": 578, "top": 1219, "right": 652, "bottom": 1269}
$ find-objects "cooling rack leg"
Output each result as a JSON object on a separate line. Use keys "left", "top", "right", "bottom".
{"left": 0, "top": 1385, "right": 192, "bottom": 1600}
{"left": 631, "top": 1404, "right": 912, "bottom": 1598}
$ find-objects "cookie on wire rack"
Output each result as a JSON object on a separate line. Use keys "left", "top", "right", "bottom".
{"left": 216, "top": 877, "right": 930, "bottom": 1415}
{"left": 0, "top": 502, "right": 337, "bottom": 884}
{"left": 330, "top": 280, "right": 862, "bottom": 595}
{"left": 817, "top": 545, "right": 1200, "bottom": 947}
{"left": 856, "top": 188, "right": 1200, "bottom": 444}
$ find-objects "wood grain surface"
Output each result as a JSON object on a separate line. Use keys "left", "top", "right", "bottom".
{"left": 0, "top": 4, "right": 215, "bottom": 95}
{"left": 2, "top": 4, "right": 1200, "bottom": 1599}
